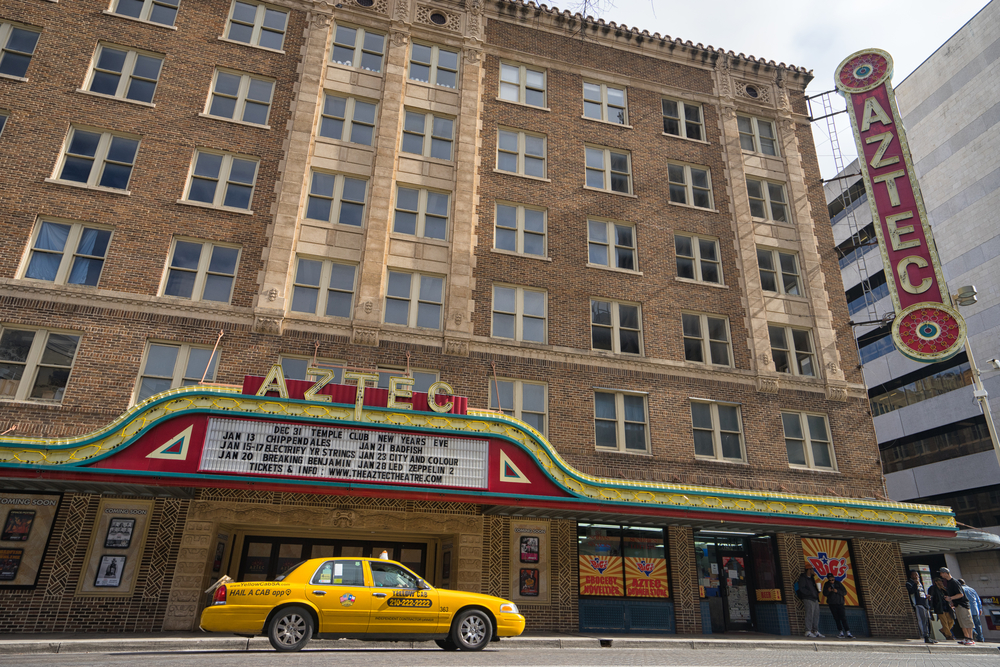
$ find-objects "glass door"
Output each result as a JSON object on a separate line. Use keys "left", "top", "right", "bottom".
{"left": 718, "top": 549, "right": 753, "bottom": 631}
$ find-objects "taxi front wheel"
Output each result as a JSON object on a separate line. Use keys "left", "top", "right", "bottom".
{"left": 435, "top": 638, "right": 459, "bottom": 651}
{"left": 451, "top": 609, "right": 493, "bottom": 651}
{"left": 267, "top": 605, "right": 314, "bottom": 652}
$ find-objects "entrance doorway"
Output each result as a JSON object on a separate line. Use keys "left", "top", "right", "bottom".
{"left": 237, "top": 536, "right": 428, "bottom": 582}
{"left": 696, "top": 536, "right": 754, "bottom": 632}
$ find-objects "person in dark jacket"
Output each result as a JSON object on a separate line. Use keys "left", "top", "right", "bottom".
{"left": 906, "top": 570, "right": 936, "bottom": 643}
{"left": 928, "top": 578, "right": 954, "bottom": 640}
{"left": 797, "top": 567, "right": 823, "bottom": 637}
{"left": 823, "top": 573, "right": 854, "bottom": 638}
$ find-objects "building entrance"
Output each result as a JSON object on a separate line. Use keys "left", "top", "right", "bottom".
{"left": 237, "top": 535, "right": 428, "bottom": 582}
{"left": 697, "top": 536, "right": 754, "bottom": 632}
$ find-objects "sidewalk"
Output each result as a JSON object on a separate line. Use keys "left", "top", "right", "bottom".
{"left": 0, "top": 631, "right": 995, "bottom": 655}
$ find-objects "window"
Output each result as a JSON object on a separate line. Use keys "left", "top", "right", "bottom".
{"left": 370, "top": 561, "right": 420, "bottom": 589}
{"left": 303, "top": 172, "right": 367, "bottom": 227}
{"left": 313, "top": 560, "right": 365, "bottom": 586}
{"left": 497, "top": 129, "right": 545, "bottom": 178}
{"left": 494, "top": 203, "right": 545, "bottom": 257}
{"left": 583, "top": 82, "right": 627, "bottom": 124}
{"left": 184, "top": 150, "right": 258, "bottom": 210}
{"left": 0, "top": 23, "right": 40, "bottom": 78}
{"left": 0, "top": 327, "right": 81, "bottom": 403}
{"left": 682, "top": 313, "right": 731, "bottom": 366}
{"left": 691, "top": 401, "right": 744, "bottom": 461}
{"left": 489, "top": 379, "right": 546, "bottom": 434}
{"left": 377, "top": 368, "right": 438, "bottom": 393}
{"left": 768, "top": 325, "right": 815, "bottom": 377}
{"left": 319, "top": 94, "right": 376, "bottom": 146}
{"left": 289, "top": 257, "right": 356, "bottom": 318}
{"left": 55, "top": 127, "right": 139, "bottom": 191}
{"left": 869, "top": 357, "right": 972, "bottom": 418}
{"left": 331, "top": 24, "right": 385, "bottom": 73}
{"left": 0, "top": 111, "right": 6, "bottom": 136}
{"left": 757, "top": 248, "right": 800, "bottom": 295}
{"left": 86, "top": 44, "right": 163, "bottom": 104}
{"left": 225, "top": 1, "right": 288, "bottom": 50}
{"left": 393, "top": 187, "right": 450, "bottom": 240}
{"left": 737, "top": 115, "right": 778, "bottom": 155}
{"left": 591, "top": 300, "right": 641, "bottom": 355}
{"left": 667, "top": 163, "right": 712, "bottom": 208}
{"left": 207, "top": 69, "right": 275, "bottom": 126}
{"left": 162, "top": 239, "right": 240, "bottom": 303}
{"left": 674, "top": 234, "right": 721, "bottom": 284}
{"left": 401, "top": 110, "right": 453, "bottom": 160}
{"left": 409, "top": 43, "right": 458, "bottom": 88}
{"left": 135, "top": 342, "right": 219, "bottom": 403}
{"left": 662, "top": 99, "right": 703, "bottom": 140}
{"left": 384, "top": 271, "right": 443, "bottom": 329}
{"left": 110, "top": 0, "right": 179, "bottom": 27}
{"left": 492, "top": 285, "right": 546, "bottom": 343}
{"left": 23, "top": 220, "right": 112, "bottom": 286}
{"left": 588, "top": 220, "right": 636, "bottom": 271}
{"left": 747, "top": 178, "right": 789, "bottom": 222}
{"left": 782, "top": 412, "right": 835, "bottom": 470}
{"left": 280, "top": 356, "right": 345, "bottom": 385}
{"left": 846, "top": 271, "right": 889, "bottom": 315}
{"left": 594, "top": 391, "right": 648, "bottom": 452}
{"left": 498, "top": 63, "right": 544, "bottom": 107}
{"left": 585, "top": 146, "right": 631, "bottom": 194}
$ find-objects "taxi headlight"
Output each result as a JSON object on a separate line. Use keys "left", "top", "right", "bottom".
{"left": 500, "top": 603, "right": 519, "bottom": 614}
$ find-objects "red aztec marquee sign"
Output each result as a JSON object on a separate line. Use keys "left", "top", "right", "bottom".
{"left": 836, "top": 49, "right": 966, "bottom": 362}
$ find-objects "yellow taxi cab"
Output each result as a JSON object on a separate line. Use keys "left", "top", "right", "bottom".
{"left": 200, "top": 557, "right": 526, "bottom": 651}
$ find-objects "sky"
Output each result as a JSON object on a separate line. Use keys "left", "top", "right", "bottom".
{"left": 565, "top": 0, "right": 992, "bottom": 178}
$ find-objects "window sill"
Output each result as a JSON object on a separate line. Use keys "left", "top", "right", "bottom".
{"left": 102, "top": 10, "right": 178, "bottom": 30}
{"left": 328, "top": 62, "right": 384, "bottom": 76}
{"left": 156, "top": 294, "right": 234, "bottom": 307}
{"left": 495, "top": 98, "right": 549, "bottom": 112}
{"left": 662, "top": 132, "right": 709, "bottom": 145}
{"left": 44, "top": 178, "right": 131, "bottom": 196}
{"left": 398, "top": 152, "right": 454, "bottom": 167}
{"left": 0, "top": 398, "right": 66, "bottom": 407}
{"left": 675, "top": 277, "right": 728, "bottom": 289}
{"left": 492, "top": 169, "right": 550, "bottom": 183}
{"left": 75, "top": 88, "right": 156, "bottom": 108}
{"left": 753, "top": 218, "right": 793, "bottom": 226}
{"left": 406, "top": 78, "right": 459, "bottom": 92}
{"left": 380, "top": 321, "right": 442, "bottom": 334}
{"left": 490, "top": 248, "right": 551, "bottom": 262}
{"left": 683, "top": 360, "right": 734, "bottom": 370}
{"left": 582, "top": 185, "right": 636, "bottom": 199}
{"left": 590, "top": 349, "right": 644, "bottom": 359}
{"left": 303, "top": 217, "right": 365, "bottom": 230}
{"left": 198, "top": 112, "right": 270, "bottom": 130}
{"left": 176, "top": 199, "right": 254, "bottom": 216}
{"left": 0, "top": 73, "right": 28, "bottom": 83}
{"left": 580, "top": 115, "right": 632, "bottom": 129}
{"left": 742, "top": 149, "right": 783, "bottom": 161}
{"left": 315, "top": 134, "right": 375, "bottom": 152}
{"left": 586, "top": 263, "right": 642, "bottom": 276}
{"left": 788, "top": 464, "right": 839, "bottom": 474}
{"left": 489, "top": 336, "right": 549, "bottom": 347}
{"left": 388, "top": 232, "right": 450, "bottom": 247}
{"left": 217, "top": 36, "right": 285, "bottom": 55}
{"left": 763, "top": 290, "right": 807, "bottom": 301}
{"left": 775, "top": 370, "right": 819, "bottom": 380}
{"left": 668, "top": 201, "right": 717, "bottom": 213}
{"left": 694, "top": 456, "right": 748, "bottom": 465}
{"left": 594, "top": 447, "right": 652, "bottom": 457}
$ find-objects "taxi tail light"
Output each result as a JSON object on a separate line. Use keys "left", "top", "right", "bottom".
{"left": 213, "top": 584, "right": 227, "bottom": 606}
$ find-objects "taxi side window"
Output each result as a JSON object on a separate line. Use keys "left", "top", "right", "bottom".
{"left": 311, "top": 560, "right": 364, "bottom": 586}
{"left": 370, "top": 561, "right": 420, "bottom": 589}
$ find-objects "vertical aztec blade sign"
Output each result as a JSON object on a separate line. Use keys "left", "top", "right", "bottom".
{"left": 835, "top": 49, "right": 966, "bottom": 362}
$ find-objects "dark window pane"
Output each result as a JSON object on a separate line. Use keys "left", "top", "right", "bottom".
{"left": 164, "top": 269, "right": 196, "bottom": 298}
{"left": 126, "top": 78, "right": 157, "bottom": 103}
{"left": 188, "top": 178, "right": 217, "bottom": 203}
{"left": 60, "top": 156, "right": 93, "bottom": 183}
{"left": 99, "top": 163, "right": 133, "bottom": 189}
{"left": 115, "top": 0, "right": 144, "bottom": 17}
{"left": 193, "top": 152, "right": 223, "bottom": 178}
{"left": 202, "top": 274, "right": 234, "bottom": 302}
{"left": 306, "top": 194, "right": 332, "bottom": 221}
{"left": 90, "top": 71, "right": 121, "bottom": 96}
{"left": 223, "top": 183, "right": 253, "bottom": 209}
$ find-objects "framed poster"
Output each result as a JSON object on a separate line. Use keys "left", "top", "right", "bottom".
{"left": 94, "top": 555, "right": 126, "bottom": 587}
{"left": 519, "top": 568, "right": 539, "bottom": 596}
{"left": 802, "top": 538, "right": 859, "bottom": 606}
{"left": 0, "top": 493, "right": 61, "bottom": 588}
{"left": 509, "top": 520, "right": 550, "bottom": 604}
{"left": 520, "top": 535, "right": 539, "bottom": 563}
{"left": 212, "top": 533, "right": 229, "bottom": 574}
{"left": 0, "top": 548, "right": 24, "bottom": 580}
{"left": 78, "top": 498, "right": 153, "bottom": 596}
{"left": 2, "top": 510, "right": 35, "bottom": 541}
{"left": 104, "top": 518, "right": 135, "bottom": 549}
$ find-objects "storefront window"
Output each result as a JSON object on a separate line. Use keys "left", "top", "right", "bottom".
{"left": 578, "top": 523, "right": 668, "bottom": 598}
{"left": 696, "top": 539, "right": 719, "bottom": 598}
{"left": 749, "top": 536, "right": 782, "bottom": 602}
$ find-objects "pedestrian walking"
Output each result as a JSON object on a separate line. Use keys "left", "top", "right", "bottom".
{"left": 797, "top": 566, "right": 824, "bottom": 638}
{"left": 958, "top": 577, "right": 984, "bottom": 643}
{"left": 940, "top": 568, "right": 976, "bottom": 645}
{"left": 906, "top": 570, "right": 936, "bottom": 644}
{"left": 928, "top": 578, "right": 955, "bottom": 640}
{"left": 823, "top": 573, "right": 854, "bottom": 638}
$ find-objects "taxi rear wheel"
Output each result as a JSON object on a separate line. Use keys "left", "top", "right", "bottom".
{"left": 267, "top": 605, "right": 314, "bottom": 652}
{"left": 435, "top": 638, "right": 459, "bottom": 651}
{"left": 451, "top": 609, "right": 493, "bottom": 651}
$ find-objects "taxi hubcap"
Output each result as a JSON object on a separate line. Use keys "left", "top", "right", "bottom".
{"left": 460, "top": 615, "right": 486, "bottom": 645}
{"left": 276, "top": 613, "right": 306, "bottom": 645}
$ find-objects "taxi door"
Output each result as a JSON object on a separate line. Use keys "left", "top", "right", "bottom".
{"left": 304, "top": 559, "right": 372, "bottom": 633}
{"left": 366, "top": 561, "right": 440, "bottom": 634}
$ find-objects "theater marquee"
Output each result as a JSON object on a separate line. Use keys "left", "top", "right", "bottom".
{"left": 835, "top": 48, "right": 966, "bottom": 362}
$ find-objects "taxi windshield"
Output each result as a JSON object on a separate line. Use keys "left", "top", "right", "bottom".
{"left": 370, "top": 561, "right": 421, "bottom": 589}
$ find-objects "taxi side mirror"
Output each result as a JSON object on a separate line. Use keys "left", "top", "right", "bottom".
{"left": 418, "top": 579, "right": 431, "bottom": 590}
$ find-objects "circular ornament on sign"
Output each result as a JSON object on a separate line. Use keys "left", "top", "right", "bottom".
{"left": 891, "top": 302, "right": 966, "bottom": 362}
{"left": 835, "top": 48, "right": 893, "bottom": 93}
